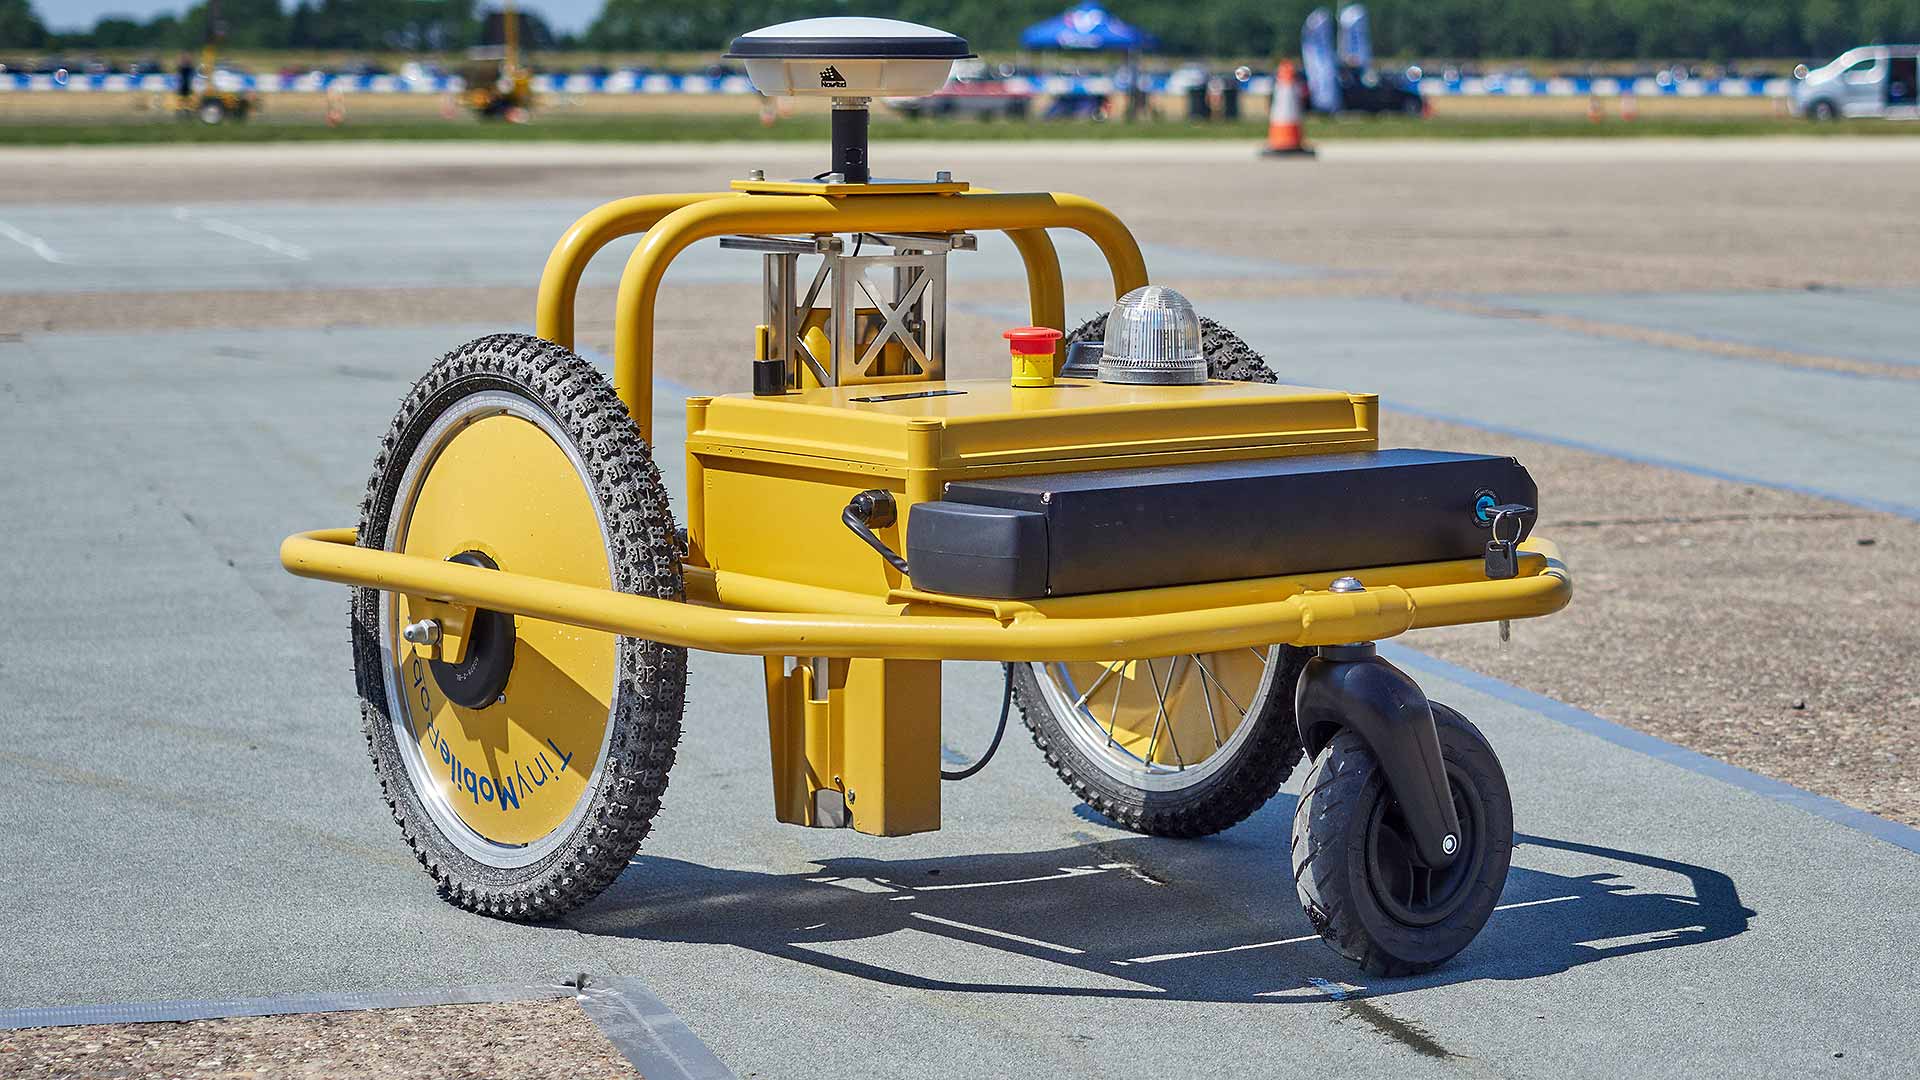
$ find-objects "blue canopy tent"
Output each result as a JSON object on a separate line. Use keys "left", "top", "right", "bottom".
{"left": 1019, "top": 4, "right": 1159, "bottom": 120}
{"left": 1019, "top": 3, "right": 1158, "bottom": 52}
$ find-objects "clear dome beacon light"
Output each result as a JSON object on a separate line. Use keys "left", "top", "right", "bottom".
{"left": 1097, "top": 286, "right": 1208, "bottom": 385}
{"left": 725, "top": 17, "right": 973, "bottom": 184}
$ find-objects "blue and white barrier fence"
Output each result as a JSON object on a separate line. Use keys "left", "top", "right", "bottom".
{"left": 0, "top": 70, "right": 1794, "bottom": 99}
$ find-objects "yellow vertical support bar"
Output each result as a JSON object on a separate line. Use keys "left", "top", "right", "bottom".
{"left": 763, "top": 657, "right": 809, "bottom": 825}
{"left": 684, "top": 396, "right": 711, "bottom": 565}
{"left": 839, "top": 659, "right": 942, "bottom": 836}
{"left": 903, "top": 417, "right": 943, "bottom": 509}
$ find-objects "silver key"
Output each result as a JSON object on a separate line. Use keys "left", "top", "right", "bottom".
{"left": 1482, "top": 503, "right": 1531, "bottom": 581}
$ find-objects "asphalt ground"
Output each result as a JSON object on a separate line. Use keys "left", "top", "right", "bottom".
{"left": 2, "top": 141, "right": 1918, "bottom": 1077}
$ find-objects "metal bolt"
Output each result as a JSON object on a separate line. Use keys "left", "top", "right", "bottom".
{"left": 1441, "top": 834, "right": 1458, "bottom": 855}
{"left": 1328, "top": 576, "right": 1365, "bottom": 593}
{"left": 845, "top": 789, "right": 856, "bottom": 805}
{"left": 402, "top": 619, "right": 441, "bottom": 645}
{"left": 748, "top": 168, "right": 765, "bottom": 181}
{"left": 935, "top": 170, "right": 953, "bottom": 182}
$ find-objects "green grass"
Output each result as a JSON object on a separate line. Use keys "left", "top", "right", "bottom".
{"left": 1, "top": 110, "right": 1912, "bottom": 145}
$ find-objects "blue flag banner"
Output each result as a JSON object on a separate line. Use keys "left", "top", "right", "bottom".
{"left": 1303, "top": 7, "right": 1342, "bottom": 112}
{"left": 1337, "top": 4, "right": 1373, "bottom": 70}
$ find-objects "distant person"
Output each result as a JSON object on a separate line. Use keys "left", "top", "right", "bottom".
{"left": 176, "top": 52, "right": 194, "bottom": 102}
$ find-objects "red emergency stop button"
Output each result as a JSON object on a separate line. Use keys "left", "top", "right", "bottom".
{"left": 1004, "top": 326, "right": 1063, "bottom": 387}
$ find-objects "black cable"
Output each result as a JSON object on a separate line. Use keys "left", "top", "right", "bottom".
{"left": 943, "top": 665, "right": 1014, "bottom": 781}
{"left": 841, "top": 490, "right": 910, "bottom": 575}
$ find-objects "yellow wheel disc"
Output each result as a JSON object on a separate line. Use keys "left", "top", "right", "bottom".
{"left": 389, "top": 403, "right": 616, "bottom": 856}
{"left": 1038, "top": 647, "right": 1275, "bottom": 787}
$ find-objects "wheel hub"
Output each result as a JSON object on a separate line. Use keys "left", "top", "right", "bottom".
{"left": 427, "top": 551, "right": 516, "bottom": 709}
{"left": 1365, "top": 762, "right": 1486, "bottom": 928}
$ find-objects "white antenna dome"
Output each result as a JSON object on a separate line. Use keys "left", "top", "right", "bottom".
{"left": 725, "top": 17, "right": 972, "bottom": 99}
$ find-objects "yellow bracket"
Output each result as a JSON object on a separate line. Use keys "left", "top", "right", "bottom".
{"left": 281, "top": 529, "right": 1571, "bottom": 662}
{"left": 533, "top": 187, "right": 1147, "bottom": 442}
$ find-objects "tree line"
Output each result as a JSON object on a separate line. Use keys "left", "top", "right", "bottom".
{"left": 8, "top": 0, "right": 1920, "bottom": 60}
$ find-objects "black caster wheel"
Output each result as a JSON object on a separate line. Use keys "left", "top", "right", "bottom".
{"left": 1290, "top": 702, "right": 1513, "bottom": 975}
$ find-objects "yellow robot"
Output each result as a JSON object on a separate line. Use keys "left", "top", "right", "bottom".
{"left": 458, "top": 1, "right": 534, "bottom": 120}
{"left": 175, "top": 3, "right": 258, "bottom": 125}
{"left": 282, "top": 16, "right": 1571, "bottom": 976}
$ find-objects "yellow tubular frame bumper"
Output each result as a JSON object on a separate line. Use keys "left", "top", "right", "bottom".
{"left": 281, "top": 529, "right": 1570, "bottom": 662}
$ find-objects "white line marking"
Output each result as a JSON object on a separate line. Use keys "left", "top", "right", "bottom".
{"left": 1119, "top": 897, "right": 1581, "bottom": 969}
{"left": 172, "top": 207, "right": 311, "bottom": 260}
{"left": 909, "top": 912, "right": 1085, "bottom": 955}
{"left": 0, "top": 221, "right": 64, "bottom": 263}
{"left": 1117, "top": 934, "right": 1322, "bottom": 966}
{"left": 1495, "top": 894, "right": 1581, "bottom": 911}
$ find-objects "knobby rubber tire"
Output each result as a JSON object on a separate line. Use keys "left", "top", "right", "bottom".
{"left": 1290, "top": 703, "right": 1513, "bottom": 975}
{"left": 1017, "top": 313, "right": 1297, "bottom": 836}
{"left": 350, "top": 332, "right": 687, "bottom": 922}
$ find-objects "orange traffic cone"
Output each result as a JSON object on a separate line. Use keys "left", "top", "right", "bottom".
{"left": 1262, "top": 60, "right": 1315, "bottom": 158}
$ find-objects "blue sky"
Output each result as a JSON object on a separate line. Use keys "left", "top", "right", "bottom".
{"left": 37, "top": 1, "right": 603, "bottom": 34}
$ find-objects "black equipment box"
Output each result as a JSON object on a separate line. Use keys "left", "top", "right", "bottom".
{"left": 905, "top": 449, "right": 1536, "bottom": 599}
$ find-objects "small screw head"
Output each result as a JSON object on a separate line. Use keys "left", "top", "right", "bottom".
{"left": 1329, "top": 576, "right": 1365, "bottom": 594}
{"left": 1442, "top": 834, "right": 1458, "bottom": 855}
{"left": 845, "top": 789, "right": 856, "bottom": 804}
{"left": 748, "top": 168, "right": 766, "bottom": 180}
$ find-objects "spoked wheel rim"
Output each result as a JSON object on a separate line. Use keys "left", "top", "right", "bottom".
{"left": 379, "top": 389, "right": 621, "bottom": 870}
{"left": 1364, "top": 761, "right": 1486, "bottom": 928}
{"left": 1033, "top": 646, "right": 1282, "bottom": 792}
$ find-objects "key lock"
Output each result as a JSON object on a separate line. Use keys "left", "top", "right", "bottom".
{"left": 1476, "top": 495, "right": 1536, "bottom": 643}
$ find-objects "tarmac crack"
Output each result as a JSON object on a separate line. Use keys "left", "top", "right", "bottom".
{"left": 1309, "top": 979, "right": 1458, "bottom": 1060}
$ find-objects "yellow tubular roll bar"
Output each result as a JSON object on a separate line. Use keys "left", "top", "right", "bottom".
{"left": 281, "top": 529, "right": 1570, "bottom": 662}
{"left": 533, "top": 190, "right": 1146, "bottom": 440}
{"left": 534, "top": 193, "right": 740, "bottom": 352}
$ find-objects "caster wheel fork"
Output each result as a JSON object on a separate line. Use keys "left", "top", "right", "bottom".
{"left": 1289, "top": 644, "right": 1514, "bottom": 976}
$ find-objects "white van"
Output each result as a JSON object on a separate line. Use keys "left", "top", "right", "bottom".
{"left": 1792, "top": 45, "right": 1920, "bottom": 119}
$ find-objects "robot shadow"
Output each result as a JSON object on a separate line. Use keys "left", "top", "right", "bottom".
{"left": 569, "top": 808, "right": 1755, "bottom": 1003}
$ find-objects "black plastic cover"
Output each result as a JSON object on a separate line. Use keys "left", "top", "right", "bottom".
{"left": 905, "top": 501, "right": 1048, "bottom": 600}
{"left": 913, "top": 449, "right": 1536, "bottom": 599}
